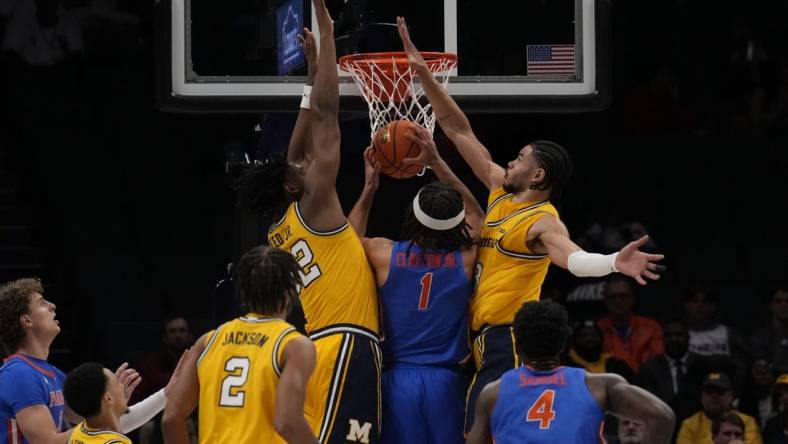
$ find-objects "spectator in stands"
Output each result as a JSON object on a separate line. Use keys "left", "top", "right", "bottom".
{"left": 762, "top": 374, "right": 788, "bottom": 444}
{"left": 751, "top": 288, "right": 788, "bottom": 374}
{"left": 614, "top": 418, "right": 646, "bottom": 444}
{"left": 597, "top": 275, "right": 664, "bottom": 372}
{"left": 564, "top": 320, "right": 636, "bottom": 382}
{"left": 639, "top": 319, "right": 702, "bottom": 404}
{"left": 713, "top": 412, "right": 747, "bottom": 444}
{"left": 134, "top": 315, "right": 192, "bottom": 401}
{"left": 685, "top": 288, "right": 748, "bottom": 383}
{"left": 739, "top": 358, "right": 778, "bottom": 427}
{"left": 639, "top": 318, "right": 705, "bottom": 435}
{"left": 133, "top": 315, "right": 193, "bottom": 444}
{"left": 676, "top": 372, "right": 762, "bottom": 444}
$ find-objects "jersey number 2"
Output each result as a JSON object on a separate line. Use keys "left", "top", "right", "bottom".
{"left": 418, "top": 272, "right": 433, "bottom": 310}
{"left": 291, "top": 239, "right": 322, "bottom": 288}
{"left": 220, "top": 357, "right": 250, "bottom": 407}
{"left": 526, "top": 389, "right": 556, "bottom": 429}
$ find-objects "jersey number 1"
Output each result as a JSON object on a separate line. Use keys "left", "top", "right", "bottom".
{"left": 418, "top": 272, "right": 433, "bottom": 310}
{"left": 526, "top": 389, "right": 556, "bottom": 429}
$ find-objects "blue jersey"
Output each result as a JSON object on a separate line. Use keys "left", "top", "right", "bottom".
{"left": 490, "top": 366, "right": 605, "bottom": 444}
{"left": 379, "top": 241, "right": 472, "bottom": 366}
{"left": 0, "top": 354, "right": 66, "bottom": 444}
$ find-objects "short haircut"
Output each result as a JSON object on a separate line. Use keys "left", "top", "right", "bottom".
{"left": 64, "top": 362, "right": 108, "bottom": 419}
{"left": 529, "top": 140, "right": 573, "bottom": 198}
{"left": 234, "top": 246, "right": 303, "bottom": 315}
{"left": 603, "top": 274, "right": 634, "bottom": 295}
{"left": 513, "top": 300, "right": 571, "bottom": 361}
{"left": 711, "top": 411, "right": 744, "bottom": 436}
{"left": 0, "top": 278, "right": 42, "bottom": 351}
{"left": 400, "top": 182, "right": 473, "bottom": 252}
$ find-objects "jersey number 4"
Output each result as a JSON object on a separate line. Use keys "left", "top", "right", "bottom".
{"left": 526, "top": 389, "right": 556, "bottom": 429}
{"left": 220, "top": 357, "right": 250, "bottom": 407}
{"left": 418, "top": 272, "right": 433, "bottom": 310}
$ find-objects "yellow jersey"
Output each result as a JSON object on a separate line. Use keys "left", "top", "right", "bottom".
{"left": 68, "top": 422, "right": 130, "bottom": 444}
{"left": 470, "top": 188, "right": 559, "bottom": 331}
{"left": 196, "top": 315, "right": 303, "bottom": 444}
{"left": 268, "top": 202, "right": 379, "bottom": 334}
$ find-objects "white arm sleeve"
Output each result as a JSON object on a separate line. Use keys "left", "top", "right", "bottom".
{"left": 567, "top": 251, "right": 619, "bottom": 277}
{"left": 119, "top": 389, "right": 167, "bottom": 434}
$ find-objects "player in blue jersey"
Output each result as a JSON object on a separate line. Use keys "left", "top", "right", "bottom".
{"left": 0, "top": 278, "right": 187, "bottom": 444}
{"left": 467, "top": 300, "right": 674, "bottom": 444}
{"left": 348, "top": 126, "right": 484, "bottom": 444}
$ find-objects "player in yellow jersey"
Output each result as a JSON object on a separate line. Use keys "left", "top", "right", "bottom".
{"left": 64, "top": 362, "right": 132, "bottom": 444}
{"left": 396, "top": 17, "right": 667, "bottom": 434}
{"left": 162, "top": 246, "right": 317, "bottom": 444}
{"left": 233, "top": 1, "right": 381, "bottom": 443}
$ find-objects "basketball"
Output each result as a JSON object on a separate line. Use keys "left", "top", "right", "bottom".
{"left": 372, "top": 119, "right": 424, "bottom": 179}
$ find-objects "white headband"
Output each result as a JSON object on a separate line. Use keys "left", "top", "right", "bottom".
{"left": 412, "top": 190, "right": 466, "bottom": 231}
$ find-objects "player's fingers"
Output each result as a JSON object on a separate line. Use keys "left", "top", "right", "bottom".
{"left": 648, "top": 263, "right": 667, "bottom": 273}
{"left": 401, "top": 157, "right": 423, "bottom": 165}
{"left": 635, "top": 275, "right": 647, "bottom": 285}
{"left": 642, "top": 270, "right": 660, "bottom": 280}
{"left": 645, "top": 253, "right": 664, "bottom": 261}
{"left": 115, "top": 362, "right": 128, "bottom": 375}
{"left": 631, "top": 235, "right": 649, "bottom": 248}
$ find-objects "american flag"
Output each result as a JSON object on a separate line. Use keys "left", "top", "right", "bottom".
{"left": 526, "top": 44, "right": 576, "bottom": 76}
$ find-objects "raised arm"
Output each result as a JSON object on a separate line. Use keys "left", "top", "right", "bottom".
{"left": 397, "top": 17, "right": 504, "bottom": 190}
{"left": 590, "top": 373, "right": 674, "bottom": 444}
{"left": 298, "top": 0, "right": 345, "bottom": 231}
{"left": 162, "top": 334, "right": 204, "bottom": 444}
{"left": 348, "top": 147, "right": 380, "bottom": 237}
{"left": 287, "top": 27, "right": 318, "bottom": 165}
{"left": 273, "top": 337, "right": 319, "bottom": 444}
{"left": 466, "top": 381, "right": 499, "bottom": 444}
{"left": 529, "top": 215, "right": 665, "bottom": 285}
{"left": 403, "top": 125, "right": 485, "bottom": 240}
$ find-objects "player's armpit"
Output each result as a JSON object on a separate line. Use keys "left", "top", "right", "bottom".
{"left": 466, "top": 380, "right": 499, "bottom": 444}
{"left": 274, "top": 337, "right": 318, "bottom": 444}
{"left": 14, "top": 404, "right": 73, "bottom": 444}
{"left": 361, "top": 237, "right": 394, "bottom": 287}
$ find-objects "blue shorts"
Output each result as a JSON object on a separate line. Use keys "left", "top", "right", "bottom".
{"left": 381, "top": 364, "right": 467, "bottom": 444}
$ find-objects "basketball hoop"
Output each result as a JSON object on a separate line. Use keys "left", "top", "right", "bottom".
{"left": 339, "top": 51, "right": 457, "bottom": 137}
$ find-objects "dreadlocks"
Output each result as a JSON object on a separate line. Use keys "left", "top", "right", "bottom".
{"left": 233, "top": 246, "right": 303, "bottom": 315}
{"left": 401, "top": 182, "right": 473, "bottom": 252}
{"left": 233, "top": 154, "right": 290, "bottom": 217}
{"left": 529, "top": 140, "right": 573, "bottom": 198}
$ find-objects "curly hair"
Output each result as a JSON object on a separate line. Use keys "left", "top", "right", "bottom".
{"left": 234, "top": 246, "right": 303, "bottom": 315}
{"left": 400, "top": 182, "right": 473, "bottom": 253}
{"left": 233, "top": 154, "right": 290, "bottom": 217}
{"left": 0, "top": 278, "right": 41, "bottom": 352}
{"left": 513, "top": 300, "right": 571, "bottom": 361}
{"left": 529, "top": 140, "right": 573, "bottom": 198}
{"left": 64, "top": 362, "right": 107, "bottom": 418}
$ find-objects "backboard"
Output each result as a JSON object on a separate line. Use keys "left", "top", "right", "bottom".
{"left": 156, "top": 0, "right": 610, "bottom": 113}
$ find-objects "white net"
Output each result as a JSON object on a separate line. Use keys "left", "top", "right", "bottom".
{"left": 339, "top": 52, "right": 457, "bottom": 137}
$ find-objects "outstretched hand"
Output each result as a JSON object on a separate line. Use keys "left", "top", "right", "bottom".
{"left": 363, "top": 146, "right": 381, "bottom": 192}
{"left": 402, "top": 124, "right": 439, "bottom": 168}
{"left": 396, "top": 17, "right": 428, "bottom": 71}
{"left": 298, "top": 27, "right": 318, "bottom": 82}
{"left": 615, "top": 235, "right": 666, "bottom": 285}
{"left": 115, "top": 362, "right": 142, "bottom": 403}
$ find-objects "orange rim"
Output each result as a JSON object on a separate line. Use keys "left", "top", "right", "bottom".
{"left": 339, "top": 51, "right": 457, "bottom": 73}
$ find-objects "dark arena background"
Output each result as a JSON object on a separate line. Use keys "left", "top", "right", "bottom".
{"left": 1, "top": 0, "right": 788, "bottom": 442}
